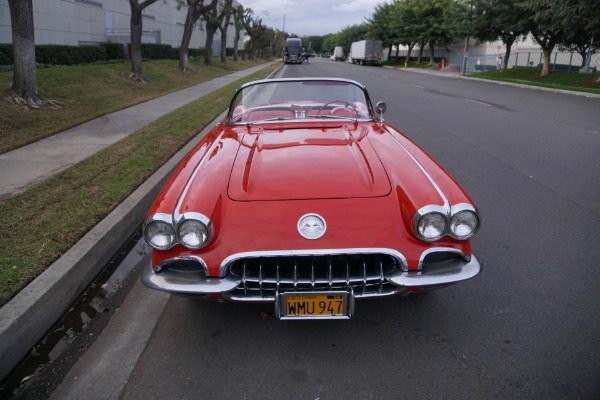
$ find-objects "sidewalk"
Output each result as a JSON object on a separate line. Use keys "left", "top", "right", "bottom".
{"left": 0, "top": 61, "right": 279, "bottom": 382}
{"left": 0, "top": 61, "right": 277, "bottom": 201}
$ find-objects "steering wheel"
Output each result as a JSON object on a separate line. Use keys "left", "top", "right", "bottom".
{"left": 316, "top": 100, "right": 358, "bottom": 117}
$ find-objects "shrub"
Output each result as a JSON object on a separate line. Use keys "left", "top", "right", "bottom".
{"left": 0, "top": 43, "right": 13, "bottom": 66}
{"left": 100, "top": 42, "right": 125, "bottom": 60}
{"left": 35, "top": 44, "right": 106, "bottom": 65}
{"left": 140, "top": 43, "right": 173, "bottom": 60}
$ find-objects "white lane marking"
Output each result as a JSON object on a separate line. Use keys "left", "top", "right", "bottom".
{"left": 466, "top": 98, "right": 493, "bottom": 107}
{"left": 410, "top": 84, "right": 424, "bottom": 89}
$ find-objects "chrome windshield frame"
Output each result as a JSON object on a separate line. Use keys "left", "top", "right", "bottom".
{"left": 226, "top": 77, "right": 376, "bottom": 126}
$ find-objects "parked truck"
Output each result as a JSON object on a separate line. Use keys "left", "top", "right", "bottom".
{"left": 332, "top": 46, "right": 344, "bottom": 61}
{"left": 283, "top": 38, "right": 304, "bottom": 64}
{"left": 348, "top": 40, "right": 383, "bottom": 65}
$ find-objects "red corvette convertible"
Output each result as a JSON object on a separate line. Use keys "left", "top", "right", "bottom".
{"left": 142, "top": 78, "right": 481, "bottom": 319}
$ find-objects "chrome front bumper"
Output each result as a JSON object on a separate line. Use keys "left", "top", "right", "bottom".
{"left": 142, "top": 251, "right": 481, "bottom": 297}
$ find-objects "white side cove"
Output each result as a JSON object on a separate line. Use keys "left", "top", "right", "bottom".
{"left": 386, "top": 131, "right": 450, "bottom": 216}
{"left": 173, "top": 130, "right": 227, "bottom": 223}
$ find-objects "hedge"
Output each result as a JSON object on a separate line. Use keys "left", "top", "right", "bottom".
{"left": 0, "top": 44, "right": 13, "bottom": 65}
{"left": 0, "top": 42, "right": 233, "bottom": 67}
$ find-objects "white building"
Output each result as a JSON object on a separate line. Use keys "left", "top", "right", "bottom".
{"left": 0, "top": 0, "right": 243, "bottom": 55}
{"left": 393, "top": 35, "right": 598, "bottom": 72}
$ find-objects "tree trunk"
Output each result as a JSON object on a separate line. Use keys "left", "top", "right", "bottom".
{"left": 128, "top": 0, "right": 159, "bottom": 80}
{"left": 179, "top": 6, "right": 200, "bottom": 71}
{"left": 219, "top": 15, "right": 231, "bottom": 64}
{"left": 233, "top": 30, "right": 240, "bottom": 61}
{"left": 417, "top": 39, "right": 426, "bottom": 64}
{"left": 8, "top": 0, "right": 42, "bottom": 106}
{"left": 531, "top": 32, "right": 556, "bottom": 77}
{"left": 404, "top": 44, "right": 414, "bottom": 64}
{"left": 204, "top": 26, "right": 217, "bottom": 65}
{"left": 220, "top": 28, "right": 228, "bottom": 64}
{"left": 130, "top": 4, "right": 144, "bottom": 78}
{"left": 428, "top": 42, "right": 435, "bottom": 66}
{"left": 502, "top": 40, "right": 513, "bottom": 73}
{"left": 541, "top": 49, "right": 552, "bottom": 76}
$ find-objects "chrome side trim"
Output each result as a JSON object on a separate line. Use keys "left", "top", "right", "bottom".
{"left": 142, "top": 261, "right": 239, "bottom": 294}
{"left": 387, "top": 131, "right": 450, "bottom": 213}
{"left": 173, "top": 130, "right": 226, "bottom": 222}
{"left": 389, "top": 253, "right": 481, "bottom": 287}
{"left": 218, "top": 248, "right": 409, "bottom": 277}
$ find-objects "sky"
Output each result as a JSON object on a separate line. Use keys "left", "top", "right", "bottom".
{"left": 238, "top": 0, "right": 384, "bottom": 36}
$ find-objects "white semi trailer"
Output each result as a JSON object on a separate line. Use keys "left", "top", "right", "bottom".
{"left": 348, "top": 40, "right": 383, "bottom": 65}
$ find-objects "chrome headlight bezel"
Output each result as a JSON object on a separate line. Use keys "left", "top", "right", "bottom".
{"left": 415, "top": 210, "right": 448, "bottom": 241}
{"left": 176, "top": 212, "right": 212, "bottom": 250}
{"left": 144, "top": 213, "right": 176, "bottom": 250}
{"left": 144, "top": 212, "right": 213, "bottom": 250}
{"left": 413, "top": 204, "right": 480, "bottom": 242}
{"left": 449, "top": 206, "right": 480, "bottom": 240}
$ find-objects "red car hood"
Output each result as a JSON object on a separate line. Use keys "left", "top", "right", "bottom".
{"left": 227, "top": 127, "right": 392, "bottom": 201}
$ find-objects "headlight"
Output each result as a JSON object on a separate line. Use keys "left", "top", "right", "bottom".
{"left": 144, "top": 218, "right": 175, "bottom": 250}
{"left": 449, "top": 210, "right": 479, "bottom": 239}
{"left": 177, "top": 213, "right": 211, "bottom": 249}
{"left": 416, "top": 212, "right": 447, "bottom": 241}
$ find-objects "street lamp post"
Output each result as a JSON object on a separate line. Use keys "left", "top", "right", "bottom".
{"left": 282, "top": 12, "right": 294, "bottom": 40}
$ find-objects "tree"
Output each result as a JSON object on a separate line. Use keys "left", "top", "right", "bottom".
{"left": 322, "top": 33, "right": 340, "bottom": 55}
{"left": 389, "top": 0, "right": 428, "bottom": 64}
{"left": 242, "top": 9, "right": 262, "bottom": 60}
{"left": 216, "top": 0, "right": 234, "bottom": 64}
{"left": 520, "top": 0, "right": 570, "bottom": 76}
{"left": 231, "top": 5, "right": 245, "bottom": 61}
{"left": 471, "top": 0, "right": 529, "bottom": 72}
{"left": 556, "top": 0, "right": 600, "bottom": 70}
{"left": 8, "top": 0, "right": 42, "bottom": 107}
{"left": 421, "top": 0, "right": 461, "bottom": 66}
{"left": 337, "top": 24, "right": 369, "bottom": 57}
{"left": 366, "top": 1, "right": 395, "bottom": 60}
{"left": 129, "top": 0, "right": 160, "bottom": 80}
{"left": 202, "top": 2, "right": 222, "bottom": 65}
{"left": 304, "top": 35, "right": 323, "bottom": 54}
{"left": 177, "top": 0, "right": 218, "bottom": 72}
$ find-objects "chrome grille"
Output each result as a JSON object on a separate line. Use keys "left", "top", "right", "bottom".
{"left": 225, "top": 253, "right": 405, "bottom": 301}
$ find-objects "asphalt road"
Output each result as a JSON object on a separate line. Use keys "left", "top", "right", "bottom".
{"left": 64, "top": 59, "right": 600, "bottom": 399}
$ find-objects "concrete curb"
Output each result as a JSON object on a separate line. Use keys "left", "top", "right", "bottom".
{"left": 457, "top": 75, "right": 600, "bottom": 99}
{"left": 0, "top": 62, "right": 282, "bottom": 382}
{"left": 382, "top": 65, "right": 600, "bottom": 99}
{"left": 0, "top": 114, "right": 221, "bottom": 381}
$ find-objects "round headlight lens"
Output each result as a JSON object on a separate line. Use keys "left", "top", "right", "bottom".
{"left": 144, "top": 220, "right": 175, "bottom": 250}
{"left": 450, "top": 210, "right": 479, "bottom": 239}
{"left": 417, "top": 212, "right": 447, "bottom": 241}
{"left": 178, "top": 219, "right": 210, "bottom": 249}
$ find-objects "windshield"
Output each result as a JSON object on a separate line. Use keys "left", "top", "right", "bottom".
{"left": 227, "top": 79, "right": 375, "bottom": 125}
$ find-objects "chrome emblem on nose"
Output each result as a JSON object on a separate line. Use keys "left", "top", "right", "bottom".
{"left": 297, "top": 214, "right": 327, "bottom": 240}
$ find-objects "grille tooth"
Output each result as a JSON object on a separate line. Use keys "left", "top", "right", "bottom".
{"left": 227, "top": 253, "right": 403, "bottom": 300}
{"left": 378, "top": 259, "right": 384, "bottom": 294}
{"left": 242, "top": 260, "right": 248, "bottom": 296}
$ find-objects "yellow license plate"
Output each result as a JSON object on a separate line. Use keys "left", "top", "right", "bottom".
{"left": 279, "top": 292, "right": 351, "bottom": 319}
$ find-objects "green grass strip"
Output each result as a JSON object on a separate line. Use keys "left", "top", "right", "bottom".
{"left": 0, "top": 65, "right": 277, "bottom": 306}
{"left": 470, "top": 68, "right": 600, "bottom": 95}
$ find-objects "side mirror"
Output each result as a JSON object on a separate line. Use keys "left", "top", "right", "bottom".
{"left": 375, "top": 101, "right": 387, "bottom": 114}
{"left": 375, "top": 101, "right": 386, "bottom": 124}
